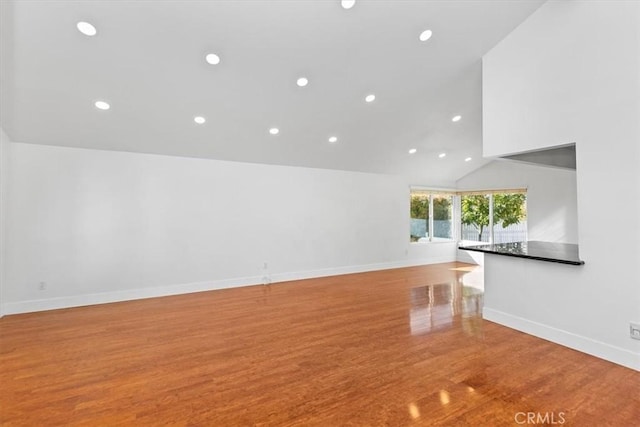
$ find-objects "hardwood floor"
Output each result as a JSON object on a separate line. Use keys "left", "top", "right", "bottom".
{"left": 1, "top": 262, "right": 638, "bottom": 426}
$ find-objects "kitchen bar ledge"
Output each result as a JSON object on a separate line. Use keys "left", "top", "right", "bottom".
{"left": 458, "top": 241, "right": 584, "bottom": 265}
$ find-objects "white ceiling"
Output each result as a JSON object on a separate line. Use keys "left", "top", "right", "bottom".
{"left": 0, "top": 0, "right": 544, "bottom": 186}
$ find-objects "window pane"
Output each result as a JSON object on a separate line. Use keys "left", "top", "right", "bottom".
{"left": 433, "top": 195, "right": 453, "bottom": 240}
{"left": 410, "top": 193, "right": 429, "bottom": 242}
{"left": 461, "top": 195, "right": 490, "bottom": 242}
{"left": 492, "top": 193, "right": 527, "bottom": 243}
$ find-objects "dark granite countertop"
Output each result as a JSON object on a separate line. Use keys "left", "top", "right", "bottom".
{"left": 458, "top": 241, "right": 584, "bottom": 265}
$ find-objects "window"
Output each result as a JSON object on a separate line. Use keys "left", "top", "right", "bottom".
{"left": 410, "top": 191, "right": 429, "bottom": 242}
{"left": 460, "top": 194, "right": 490, "bottom": 242}
{"left": 411, "top": 188, "right": 526, "bottom": 244}
{"left": 492, "top": 192, "right": 527, "bottom": 243}
{"left": 410, "top": 190, "right": 454, "bottom": 242}
{"left": 460, "top": 190, "right": 527, "bottom": 243}
{"left": 433, "top": 194, "right": 453, "bottom": 240}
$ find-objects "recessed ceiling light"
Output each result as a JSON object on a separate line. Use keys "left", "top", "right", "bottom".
{"left": 77, "top": 21, "right": 97, "bottom": 37}
{"left": 465, "top": 157, "right": 472, "bottom": 162}
{"left": 94, "top": 100, "right": 110, "bottom": 110}
{"left": 296, "top": 77, "right": 309, "bottom": 87}
{"left": 438, "top": 152, "right": 446, "bottom": 158}
{"left": 328, "top": 136, "right": 338, "bottom": 143}
{"left": 194, "top": 116, "right": 206, "bottom": 124}
{"left": 341, "top": 0, "right": 356, "bottom": 10}
{"left": 365, "top": 94, "right": 376, "bottom": 103}
{"left": 205, "top": 53, "right": 221, "bottom": 65}
{"left": 419, "top": 30, "right": 433, "bottom": 42}
{"left": 269, "top": 128, "right": 279, "bottom": 135}
{"left": 409, "top": 148, "right": 417, "bottom": 154}
{"left": 452, "top": 115, "right": 462, "bottom": 122}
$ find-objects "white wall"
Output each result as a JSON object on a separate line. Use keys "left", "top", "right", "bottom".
{"left": 408, "top": 240, "right": 457, "bottom": 266}
{"left": 3, "top": 142, "right": 457, "bottom": 314}
{"left": 0, "top": 128, "right": 10, "bottom": 317}
{"left": 482, "top": 1, "right": 640, "bottom": 369}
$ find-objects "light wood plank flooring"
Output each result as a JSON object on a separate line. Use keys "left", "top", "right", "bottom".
{"left": 1, "top": 262, "right": 638, "bottom": 426}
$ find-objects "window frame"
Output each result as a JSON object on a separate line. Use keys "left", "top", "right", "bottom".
{"left": 410, "top": 187, "right": 527, "bottom": 244}
{"left": 410, "top": 188, "right": 456, "bottom": 244}
{"left": 458, "top": 188, "right": 527, "bottom": 244}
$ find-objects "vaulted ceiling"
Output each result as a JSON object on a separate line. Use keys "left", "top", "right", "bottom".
{"left": 0, "top": 0, "right": 544, "bottom": 186}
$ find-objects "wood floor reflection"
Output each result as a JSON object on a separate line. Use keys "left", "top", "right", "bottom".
{"left": 1, "top": 262, "right": 638, "bottom": 426}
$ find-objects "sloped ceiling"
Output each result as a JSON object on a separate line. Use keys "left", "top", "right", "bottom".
{"left": 0, "top": 0, "right": 544, "bottom": 186}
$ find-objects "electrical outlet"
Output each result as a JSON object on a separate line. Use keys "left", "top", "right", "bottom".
{"left": 38, "top": 281, "right": 46, "bottom": 291}
{"left": 630, "top": 322, "right": 640, "bottom": 340}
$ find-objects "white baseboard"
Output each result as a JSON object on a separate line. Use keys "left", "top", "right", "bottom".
{"left": 271, "top": 256, "right": 455, "bottom": 283}
{"left": 484, "top": 307, "right": 640, "bottom": 372}
{"left": 1, "top": 257, "right": 456, "bottom": 315}
{"left": 2, "top": 275, "right": 263, "bottom": 315}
